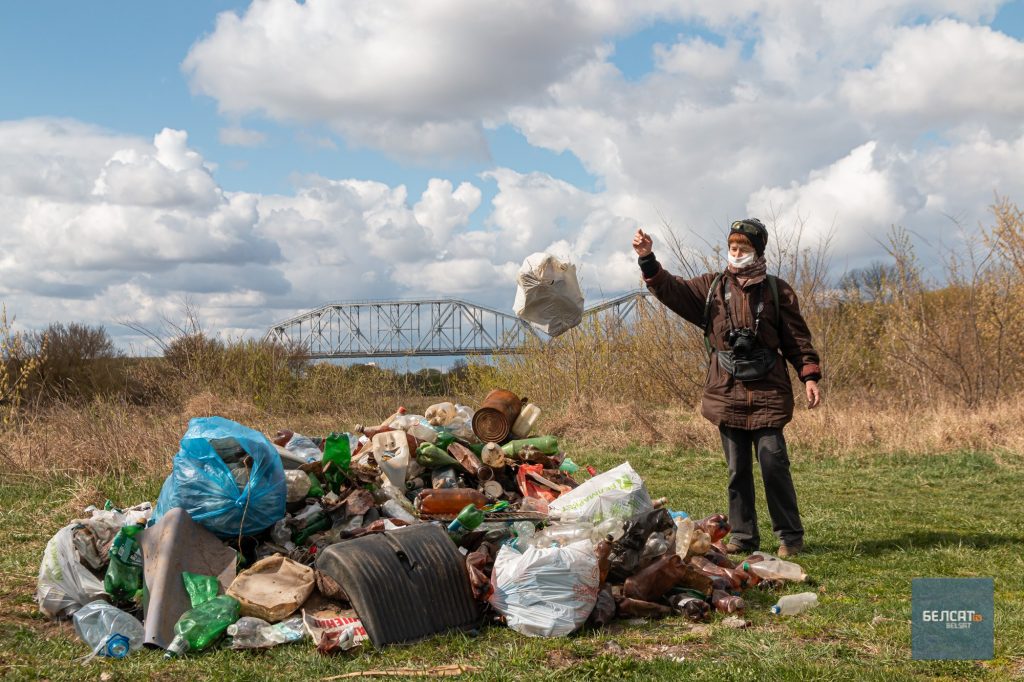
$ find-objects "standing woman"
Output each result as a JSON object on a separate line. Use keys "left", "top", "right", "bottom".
{"left": 632, "top": 220, "right": 822, "bottom": 557}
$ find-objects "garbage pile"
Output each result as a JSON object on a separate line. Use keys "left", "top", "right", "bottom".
{"left": 36, "top": 388, "right": 817, "bottom": 661}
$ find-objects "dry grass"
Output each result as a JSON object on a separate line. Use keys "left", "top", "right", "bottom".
{"left": 2, "top": 393, "right": 1021, "bottom": 479}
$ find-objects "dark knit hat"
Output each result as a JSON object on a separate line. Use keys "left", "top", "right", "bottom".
{"left": 729, "top": 219, "right": 768, "bottom": 256}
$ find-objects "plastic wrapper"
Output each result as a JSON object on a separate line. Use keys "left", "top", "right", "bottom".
{"left": 489, "top": 539, "right": 599, "bottom": 637}
{"left": 154, "top": 416, "right": 286, "bottom": 537}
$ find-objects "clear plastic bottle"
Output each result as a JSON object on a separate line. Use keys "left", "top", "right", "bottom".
{"left": 745, "top": 558, "right": 807, "bottom": 582}
{"left": 228, "top": 615, "right": 304, "bottom": 649}
{"left": 590, "top": 517, "right": 626, "bottom": 543}
{"left": 285, "top": 433, "right": 323, "bottom": 463}
{"left": 671, "top": 516, "right": 696, "bottom": 557}
{"left": 284, "top": 470, "right": 312, "bottom": 503}
{"left": 511, "top": 521, "right": 536, "bottom": 551}
{"left": 73, "top": 600, "right": 144, "bottom": 659}
{"left": 771, "top": 592, "right": 818, "bottom": 615}
{"left": 533, "top": 522, "right": 594, "bottom": 547}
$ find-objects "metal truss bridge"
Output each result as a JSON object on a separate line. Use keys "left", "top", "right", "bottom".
{"left": 265, "top": 291, "right": 651, "bottom": 359}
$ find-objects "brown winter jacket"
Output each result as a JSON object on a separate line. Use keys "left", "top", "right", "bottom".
{"left": 643, "top": 263, "right": 821, "bottom": 430}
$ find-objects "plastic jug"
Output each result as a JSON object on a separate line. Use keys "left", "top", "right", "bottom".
{"left": 510, "top": 403, "right": 541, "bottom": 438}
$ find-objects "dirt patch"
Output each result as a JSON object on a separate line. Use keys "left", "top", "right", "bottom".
{"left": 546, "top": 649, "right": 583, "bottom": 669}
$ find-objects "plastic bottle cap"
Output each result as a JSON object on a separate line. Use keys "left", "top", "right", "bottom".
{"left": 105, "top": 634, "right": 130, "bottom": 658}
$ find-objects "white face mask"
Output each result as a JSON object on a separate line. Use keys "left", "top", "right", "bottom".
{"left": 729, "top": 253, "right": 755, "bottom": 268}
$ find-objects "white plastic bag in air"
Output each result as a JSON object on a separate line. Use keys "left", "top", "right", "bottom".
{"left": 513, "top": 252, "right": 584, "bottom": 337}
{"left": 547, "top": 461, "right": 653, "bottom": 523}
{"left": 489, "top": 539, "right": 599, "bottom": 637}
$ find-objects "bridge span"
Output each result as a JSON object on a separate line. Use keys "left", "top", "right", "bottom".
{"left": 264, "top": 291, "right": 651, "bottom": 359}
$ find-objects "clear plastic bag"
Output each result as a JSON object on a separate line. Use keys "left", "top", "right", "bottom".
{"left": 154, "top": 416, "right": 286, "bottom": 538}
{"left": 37, "top": 525, "right": 108, "bottom": 619}
{"left": 489, "top": 539, "right": 599, "bottom": 637}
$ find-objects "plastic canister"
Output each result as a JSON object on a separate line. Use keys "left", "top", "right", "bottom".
{"left": 510, "top": 403, "right": 540, "bottom": 439}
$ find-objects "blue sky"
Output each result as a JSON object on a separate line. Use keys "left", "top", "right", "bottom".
{"left": 1, "top": 0, "right": 1023, "bottom": 354}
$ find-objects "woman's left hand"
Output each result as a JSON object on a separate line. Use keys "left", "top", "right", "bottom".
{"left": 805, "top": 380, "right": 821, "bottom": 409}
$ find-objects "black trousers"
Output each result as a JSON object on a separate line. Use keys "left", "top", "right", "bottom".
{"left": 719, "top": 425, "right": 804, "bottom": 548}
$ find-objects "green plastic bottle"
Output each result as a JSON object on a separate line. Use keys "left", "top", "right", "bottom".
{"left": 322, "top": 433, "right": 351, "bottom": 493}
{"left": 306, "top": 471, "right": 324, "bottom": 497}
{"left": 164, "top": 595, "right": 241, "bottom": 658}
{"left": 182, "top": 572, "right": 219, "bottom": 608}
{"left": 415, "top": 442, "right": 460, "bottom": 469}
{"left": 501, "top": 436, "right": 559, "bottom": 457}
{"left": 433, "top": 430, "right": 457, "bottom": 450}
{"left": 447, "top": 503, "right": 485, "bottom": 542}
{"left": 104, "top": 524, "right": 144, "bottom": 604}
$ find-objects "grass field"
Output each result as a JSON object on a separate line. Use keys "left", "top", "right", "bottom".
{"left": 2, "top": 443, "right": 1022, "bottom": 681}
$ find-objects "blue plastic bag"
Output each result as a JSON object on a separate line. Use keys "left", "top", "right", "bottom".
{"left": 154, "top": 417, "right": 286, "bottom": 538}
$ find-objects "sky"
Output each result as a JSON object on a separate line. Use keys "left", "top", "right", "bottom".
{"left": 2, "top": 0, "right": 1023, "bottom": 354}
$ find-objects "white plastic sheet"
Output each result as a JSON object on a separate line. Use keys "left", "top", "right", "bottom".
{"left": 513, "top": 252, "right": 584, "bottom": 337}
{"left": 547, "top": 461, "right": 653, "bottom": 523}
{"left": 489, "top": 539, "right": 599, "bottom": 637}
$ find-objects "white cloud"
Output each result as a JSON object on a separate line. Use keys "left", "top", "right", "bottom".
{"left": 747, "top": 142, "right": 909, "bottom": 257}
{"left": 219, "top": 125, "right": 267, "bottom": 147}
{"left": 654, "top": 37, "right": 742, "bottom": 80}
{"left": 182, "top": 0, "right": 633, "bottom": 159}
{"left": 842, "top": 19, "right": 1024, "bottom": 124}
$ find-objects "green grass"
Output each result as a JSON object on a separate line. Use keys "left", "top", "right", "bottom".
{"left": 2, "top": 446, "right": 1022, "bottom": 681}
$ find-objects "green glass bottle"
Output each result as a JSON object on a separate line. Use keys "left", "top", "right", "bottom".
{"left": 164, "top": 595, "right": 241, "bottom": 658}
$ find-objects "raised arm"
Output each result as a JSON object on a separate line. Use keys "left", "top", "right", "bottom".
{"left": 633, "top": 229, "right": 713, "bottom": 327}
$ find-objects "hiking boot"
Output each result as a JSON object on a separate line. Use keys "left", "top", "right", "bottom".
{"left": 778, "top": 543, "right": 803, "bottom": 559}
